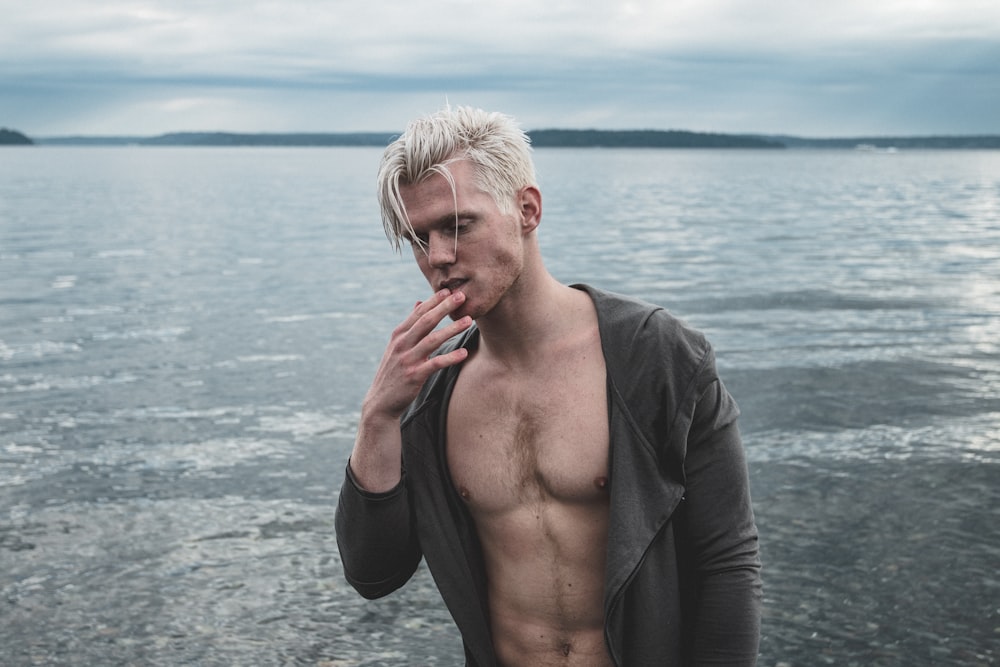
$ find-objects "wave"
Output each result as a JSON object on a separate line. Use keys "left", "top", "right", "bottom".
{"left": 677, "top": 288, "right": 941, "bottom": 314}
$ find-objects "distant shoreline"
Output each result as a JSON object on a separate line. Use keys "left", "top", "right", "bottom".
{"left": 13, "top": 129, "right": 1000, "bottom": 149}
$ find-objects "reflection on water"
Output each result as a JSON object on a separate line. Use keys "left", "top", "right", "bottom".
{"left": 1, "top": 147, "right": 999, "bottom": 665}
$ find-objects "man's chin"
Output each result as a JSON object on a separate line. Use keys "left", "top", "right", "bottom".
{"left": 448, "top": 298, "right": 482, "bottom": 322}
{"left": 448, "top": 306, "right": 472, "bottom": 322}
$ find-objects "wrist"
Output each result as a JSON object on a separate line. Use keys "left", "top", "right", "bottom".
{"left": 350, "top": 408, "right": 404, "bottom": 493}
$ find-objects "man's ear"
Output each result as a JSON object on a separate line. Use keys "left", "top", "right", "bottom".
{"left": 517, "top": 186, "right": 542, "bottom": 235}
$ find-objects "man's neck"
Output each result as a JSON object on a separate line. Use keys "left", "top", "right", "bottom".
{"left": 474, "top": 274, "right": 595, "bottom": 371}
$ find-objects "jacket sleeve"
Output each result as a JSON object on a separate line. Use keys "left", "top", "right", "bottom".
{"left": 334, "top": 462, "right": 423, "bottom": 599}
{"left": 681, "top": 364, "right": 762, "bottom": 665}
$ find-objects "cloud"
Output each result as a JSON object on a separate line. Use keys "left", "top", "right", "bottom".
{"left": 1, "top": 0, "right": 998, "bottom": 135}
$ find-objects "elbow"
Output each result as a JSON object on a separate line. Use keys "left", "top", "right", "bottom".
{"left": 343, "top": 568, "right": 412, "bottom": 600}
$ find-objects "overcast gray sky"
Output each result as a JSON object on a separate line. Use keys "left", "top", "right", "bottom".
{"left": 2, "top": 0, "right": 999, "bottom": 137}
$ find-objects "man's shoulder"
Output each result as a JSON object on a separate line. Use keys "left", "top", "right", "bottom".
{"left": 573, "top": 283, "right": 719, "bottom": 415}
{"left": 573, "top": 284, "right": 709, "bottom": 356}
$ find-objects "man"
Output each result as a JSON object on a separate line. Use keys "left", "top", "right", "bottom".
{"left": 335, "top": 106, "right": 761, "bottom": 666}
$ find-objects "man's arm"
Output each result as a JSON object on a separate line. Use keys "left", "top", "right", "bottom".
{"left": 334, "top": 289, "right": 472, "bottom": 597}
{"left": 348, "top": 288, "right": 471, "bottom": 491}
{"left": 682, "top": 373, "right": 762, "bottom": 665}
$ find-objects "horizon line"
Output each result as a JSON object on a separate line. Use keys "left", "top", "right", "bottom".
{"left": 23, "top": 129, "right": 1000, "bottom": 141}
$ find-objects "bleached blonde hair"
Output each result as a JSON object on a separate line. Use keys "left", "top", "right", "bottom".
{"left": 377, "top": 106, "right": 537, "bottom": 252}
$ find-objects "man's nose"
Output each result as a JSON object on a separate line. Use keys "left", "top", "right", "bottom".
{"left": 427, "top": 232, "right": 456, "bottom": 267}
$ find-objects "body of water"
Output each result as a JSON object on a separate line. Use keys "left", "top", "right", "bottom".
{"left": 1, "top": 146, "right": 998, "bottom": 666}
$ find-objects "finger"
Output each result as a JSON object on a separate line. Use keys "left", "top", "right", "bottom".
{"left": 392, "top": 290, "right": 449, "bottom": 340}
{"left": 419, "top": 292, "right": 472, "bottom": 344}
{"left": 385, "top": 293, "right": 467, "bottom": 370}
{"left": 417, "top": 317, "right": 474, "bottom": 369}
{"left": 404, "top": 290, "right": 465, "bottom": 342}
{"left": 423, "top": 345, "right": 469, "bottom": 372}
{"left": 401, "top": 288, "right": 449, "bottom": 325}
{"left": 401, "top": 316, "right": 472, "bottom": 369}
{"left": 416, "top": 315, "right": 473, "bottom": 357}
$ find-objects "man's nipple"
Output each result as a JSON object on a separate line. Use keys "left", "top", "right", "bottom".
{"left": 593, "top": 476, "right": 608, "bottom": 491}
{"left": 458, "top": 485, "right": 472, "bottom": 502}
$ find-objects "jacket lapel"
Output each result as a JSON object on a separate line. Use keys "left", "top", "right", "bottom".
{"left": 401, "top": 328, "right": 496, "bottom": 666}
{"left": 604, "top": 392, "right": 686, "bottom": 604}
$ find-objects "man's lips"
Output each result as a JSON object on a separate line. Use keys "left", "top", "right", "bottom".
{"left": 439, "top": 279, "right": 467, "bottom": 292}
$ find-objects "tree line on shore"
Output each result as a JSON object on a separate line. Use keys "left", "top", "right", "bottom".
{"left": 4, "top": 127, "right": 1000, "bottom": 149}
{"left": 0, "top": 128, "right": 33, "bottom": 145}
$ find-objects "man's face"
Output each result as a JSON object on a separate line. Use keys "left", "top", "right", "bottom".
{"left": 399, "top": 159, "right": 526, "bottom": 321}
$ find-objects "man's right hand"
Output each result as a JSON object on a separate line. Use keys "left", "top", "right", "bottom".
{"left": 348, "top": 289, "right": 473, "bottom": 492}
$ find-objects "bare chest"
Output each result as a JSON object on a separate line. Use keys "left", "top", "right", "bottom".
{"left": 445, "top": 353, "right": 609, "bottom": 514}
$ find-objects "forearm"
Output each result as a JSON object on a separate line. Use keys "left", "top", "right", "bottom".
{"left": 691, "top": 540, "right": 762, "bottom": 665}
{"left": 684, "top": 378, "right": 762, "bottom": 664}
{"left": 348, "top": 289, "right": 471, "bottom": 491}
{"left": 335, "top": 404, "right": 422, "bottom": 598}
{"left": 336, "top": 290, "right": 471, "bottom": 598}
{"left": 348, "top": 404, "right": 404, "bottom": 492}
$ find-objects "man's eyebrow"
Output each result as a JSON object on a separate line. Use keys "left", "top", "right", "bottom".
{"left": 427, "top": 211, "right": 475, "bottom": 229}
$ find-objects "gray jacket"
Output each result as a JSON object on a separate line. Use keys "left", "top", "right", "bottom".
{"left": 336, "top": 285, "right": 762, "bottom": 666}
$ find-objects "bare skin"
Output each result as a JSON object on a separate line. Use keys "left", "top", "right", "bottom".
{"left": 447, "top": 314, "right": 611, "bottom": 666}
{"left": 350, "top": 159, "right": 612, "bottom": 665}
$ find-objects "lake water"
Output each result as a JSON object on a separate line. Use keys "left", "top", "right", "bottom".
{"left": 1, "top": 146, "right": 998, "bottom": 666}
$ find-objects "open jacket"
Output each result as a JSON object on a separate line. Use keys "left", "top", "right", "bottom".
{"left": 336, "top": 285, "right": 762, "bottom": 666}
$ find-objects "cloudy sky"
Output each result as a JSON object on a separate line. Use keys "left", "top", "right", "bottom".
{"left": 2, "top": 0, "right": 999, "bottom": 137}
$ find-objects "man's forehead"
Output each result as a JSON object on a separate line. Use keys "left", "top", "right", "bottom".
{"left": 409, "top": 158, "right": 472, "bottom": 186}
{"left": 401, "top": 169, "right": 452, "bottom": 195}
{"left": 399, "top": 175, "right": 452, "bottom": 215}
{"left": 400, "top": 160, "right": 483, "bottom": 204}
